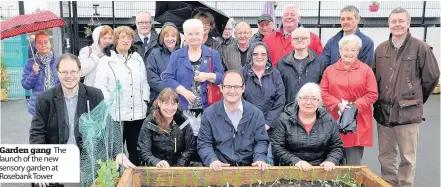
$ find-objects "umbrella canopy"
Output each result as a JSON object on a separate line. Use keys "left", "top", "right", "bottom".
{"left": 337, "top": 104, "right": 358, "bottom": 135}
{"left": 0, "top": 10, "right": 65, "bottom": 40}
{"left": 155, "top": 1, "right": 230, "bottom": 37}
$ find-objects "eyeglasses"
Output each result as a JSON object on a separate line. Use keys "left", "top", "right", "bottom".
{"left": 223, "top": 85, "right": 243, "bottom": 90}
{"left": 299, "top": 97, "right": 319, "bottom": 103}
{"left": 340, "top": 48, "right": 359, "bottom": 53}
{"left": 202, "top": 22, "right": 211, "bottom": 26}
{"left": 137, "top": 21, "right": 151, "bottom": 25}
{"left": 252, "top": 53, "right": 267, "bottom": 57}
{"left": 59, "top": 70, "right": 79, "bottom": 76}
{"left": 292, "top": 36, "right": 309, "bottom": 41}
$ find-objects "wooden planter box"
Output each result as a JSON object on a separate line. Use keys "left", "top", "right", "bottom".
{"left": 116, "top": 166, "right": 391, "bottom": 187}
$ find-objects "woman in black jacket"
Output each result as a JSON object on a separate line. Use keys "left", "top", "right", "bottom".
{"left": 271, "top": 83, "right": 343, "bottom": 171}
{"left": 137, "top": 88, "right": 196, "bottom": 167}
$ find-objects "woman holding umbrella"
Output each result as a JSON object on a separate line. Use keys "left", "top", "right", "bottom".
{"left": 22, "top": 30, "right": 60, "bottom": 115}
{"left": 320, "top": 35, "right": 378, "bottom": 165}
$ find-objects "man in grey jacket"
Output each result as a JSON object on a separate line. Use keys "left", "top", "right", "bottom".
{"left": 222, "top": 22, "right": 252, "bottom": 71}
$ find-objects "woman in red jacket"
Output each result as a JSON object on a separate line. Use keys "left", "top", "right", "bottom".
{"left": 320, "top": 35, "right": 378, "bottom": 165}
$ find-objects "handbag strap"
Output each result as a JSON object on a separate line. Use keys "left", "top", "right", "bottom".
{"left": 209, "top": 48, "right": 213, "bottom": 73}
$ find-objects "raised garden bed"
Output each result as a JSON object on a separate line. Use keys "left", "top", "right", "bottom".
{"left": 115, "top": 166, "right": 391, "bottom": 187}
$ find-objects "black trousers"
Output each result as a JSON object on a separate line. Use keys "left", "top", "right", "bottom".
{"left": 123, "top": 119, "right": 144, "bottom": 166}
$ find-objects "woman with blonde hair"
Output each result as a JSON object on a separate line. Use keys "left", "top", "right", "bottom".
{"left": 94, "top": 26, "right": 150, "bottom": 166}
{"left": 137, "top": 88, "right": 196, "bottom": 167}
{"left": 79, "top": 25, "right": 113, "bottom": 86}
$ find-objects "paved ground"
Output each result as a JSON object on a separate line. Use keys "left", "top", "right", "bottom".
{"left": 1, "top": 96, "right": 440, "bottom": 187}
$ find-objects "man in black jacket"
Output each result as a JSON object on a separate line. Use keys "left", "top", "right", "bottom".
{"left": 29, "top": 53, "right": 134, "bottom": 187}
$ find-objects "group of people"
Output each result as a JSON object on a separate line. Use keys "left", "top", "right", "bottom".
{"left": 24, "top": 4, "right": 440, "bottom": 187}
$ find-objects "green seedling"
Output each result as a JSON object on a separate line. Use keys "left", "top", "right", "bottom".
{"left": 192, "top": 170, "right": 200, "bottom": 187}
{"left": 220, "top": 172, "right": 227, "bottom": 187}
{"left": 311, "top": 168, "right": 317, "bottom": 184}
{"left": 234, "top": 169, "right": 240, "bottom": 187}
{"left": 95, "top": 159, "right": 119, "bottom": 187}
{"left": 263, "top": 168, "right": 271, "bottom": 184}
{"left": 288, "top": 166, "right": 294, "bottom": 184}
{"left": 179, "top": 170, "right": 186, "bottom": 187}
{"left": 168, "top": 170, "right": 174, "bottom": 187}
{"left": 203, "top": 174, "right": 209, "bottom": 187}
{"left": 145, "top": 169, "right": 151, "bottom": 187}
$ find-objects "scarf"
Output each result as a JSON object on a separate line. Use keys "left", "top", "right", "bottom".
{"left": 36, "top": 51, "right": 55, "bottom": 90}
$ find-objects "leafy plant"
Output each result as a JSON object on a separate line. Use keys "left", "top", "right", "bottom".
{"left": 220, "top": 172, "right": 227, "bottom": 187}
{"left": 1, "top": 60, "right": 11, "bottom": 89}
{"left": 203, "top": 174, "right": 209, "bottom": 187}
{"left": 95, "top": 159, "right": 119, "bottom": 187}
{"left": 234, "top": 169, "right": 240, "bottom": 187}
{"left": 84, "top": 26, "right": 93, "bottom": 38}
{"left": 263, "top": 168, "right": 271, "bottom": 184}
{"left": 371, "top": 1, "right": 379, "bottom": 5}
{"left": 311, "top": 168, "right": 317, "bottom": 184}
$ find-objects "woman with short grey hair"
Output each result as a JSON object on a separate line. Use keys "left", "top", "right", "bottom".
{"left": 272, "top": 82, "right": 344, "bottom": 170}
{"left": 320, "top": 34, "right": 378, "bottom": 165}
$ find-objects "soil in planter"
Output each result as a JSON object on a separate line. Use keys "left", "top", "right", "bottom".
{"left": 141, "top": 179, "right": 366, "bottom": 187}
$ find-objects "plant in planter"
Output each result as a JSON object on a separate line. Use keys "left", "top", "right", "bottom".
{"left": 94, "top": 159, "right": 120, "bottom": 187}
{"left": 1, "top": 60, "right": 11, "bottom": 101}
{"left": 369, "top": 1, "right": 380, "bottom": 12}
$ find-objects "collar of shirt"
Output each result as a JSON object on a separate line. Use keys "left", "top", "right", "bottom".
{"left": 138, "top": 32, "right": 152, "bottom": 43}
{"left": 224, "top": 100, "right": 244, "bottom": 114}
{"left": 236, "top": 42, "right": 250, "bottom": 52}
{"left": 64, "top": 89, "right": 79, "bottom": 99}
{"left": 391, "top": 38, "right": 403, "bottom": 49}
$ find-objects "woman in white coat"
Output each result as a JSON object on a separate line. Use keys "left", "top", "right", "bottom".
{"left": 94, "top": 26, "right": 150, "bottom": 166}
{"left": 78, "top": 25, "right": 113, "bottom": 86}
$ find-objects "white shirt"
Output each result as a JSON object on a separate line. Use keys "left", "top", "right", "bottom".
{"left": 138, "top": 32, "right": 152, "bottom": 44}
{"left": 224, "top": 100, "right": 244, "bottom": 131}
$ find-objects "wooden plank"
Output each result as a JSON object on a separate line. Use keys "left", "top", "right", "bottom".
{"left": 361, "top": 167, "right": 392, "bottom": 187}
{"left": 117, "top": 168, "right": 134, "bottom": 187}
{"left": 126, "top": 166, "right": 372, "bottom": 186}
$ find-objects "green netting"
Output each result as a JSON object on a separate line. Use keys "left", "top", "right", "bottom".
{"left": 79, "top": 80, "right": 125, "bottom": 187}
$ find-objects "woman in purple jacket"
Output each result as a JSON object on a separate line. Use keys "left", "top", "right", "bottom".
{"left": 21, "top": 31, "right": 59, "bottom": 115}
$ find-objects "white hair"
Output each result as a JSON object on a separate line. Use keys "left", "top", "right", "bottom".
{"left": 183, "top": 19, "right": 204, "bottom": 34}
{"left": 296, "top": 82, "right": 323, "bottom": 108}
{"left": 291, "top": 27, "right": 309, "bottom": 37}
{"left": 283, "top": 4, "right": 300, "bottom": 16}
{"left": 338, "top": 35, "right": 362, "bottom": 49}
{"left": 227, "top": 18, "right": 235, "bottom": 28}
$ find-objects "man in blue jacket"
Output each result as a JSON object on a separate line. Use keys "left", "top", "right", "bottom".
{"left": 322, "top": 6, "right": 374, "bottom": 66}
{"left": 197, "top": 70, "right": 270, "bottom": 171}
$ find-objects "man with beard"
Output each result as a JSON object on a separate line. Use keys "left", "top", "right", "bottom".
{"left": 133, "top": 11, "right": 159, "bottom": 60}
{"left": 322, "top": 6, "right": 374, "bottom": 66}
{"left": 373, "top": 7, "right": 440, "bottom": 187}
{"left": 29, "top": 54, "right": 134, "bottom": 187}
{"left": 263, "top": 5, "right": 323, "bottom": 66}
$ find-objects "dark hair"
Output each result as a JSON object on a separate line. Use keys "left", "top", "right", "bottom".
{"left": 194, "top": 11, "right": 215, "bottom": 28}
{"left": 221, "top": 70, "right": 245, "bottom": 86}
{"left": 56, "top": 53, "right": 81, "bottom": 71}
{"left": 152, "top": 88, "right": 179, "bottom": 129}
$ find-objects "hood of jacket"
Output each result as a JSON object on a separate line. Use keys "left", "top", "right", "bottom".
{"left": 91, "top": 26, "right": 104, "bottom": 50}
{"left": 246, "top": 41, "right": 272, "bottom": 66}
{"left": 158, "top": 22, "right": 181, "bottom": 53}
{"left": 283, "top": 101, "right": 331, "bottom": 122}
{"left": 103, "top": 44, "right": 138, "bottom": 57}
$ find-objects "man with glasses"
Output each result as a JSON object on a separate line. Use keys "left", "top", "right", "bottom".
{"left": 22, "top": 31, "right": 60, "bottom": 115}
{"left": 222, "top": 22, "right": 252, "bottom": 71}
{"left": 133, "top": 11, "right": 158, "bottom": 60}
{"left": 276, "top": 27, "right": 326, "bottom": 104}
{"left": 198, "top": 71, "right": 270, "bottom": 171}
{"left": 30, "top": 54, "right": 134, "bottom": 187}
{"left": 263, "top": 5, "right": 323, "bottom": 66}
{"left": 322, "top": 6, "right": 374, "bottom": 67}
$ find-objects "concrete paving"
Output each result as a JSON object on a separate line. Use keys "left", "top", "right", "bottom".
{"left": 1, "top": 96, "right": 440, "bottom": 187}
